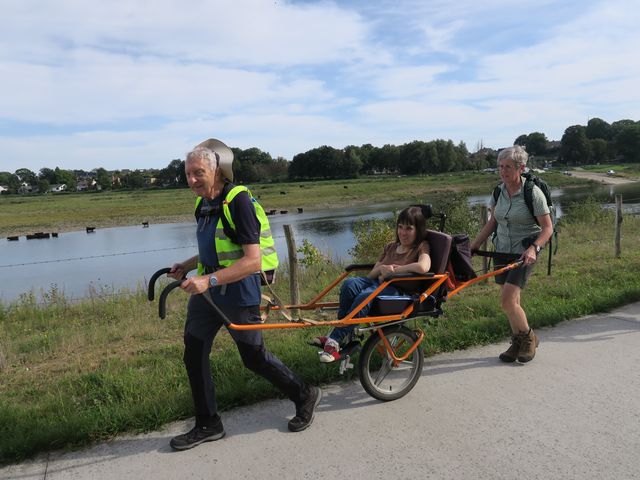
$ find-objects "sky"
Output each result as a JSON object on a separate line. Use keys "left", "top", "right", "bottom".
{"left": 1, "top": 0, "right": 639, "bottom": 174}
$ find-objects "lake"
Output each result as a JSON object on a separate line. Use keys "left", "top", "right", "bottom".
{"left": 1, "top": 182, "right": 639, "bottom": 304}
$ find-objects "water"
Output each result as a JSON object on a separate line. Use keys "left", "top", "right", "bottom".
{"left": 2, "top": 182, "right": 639, "bottom": 303}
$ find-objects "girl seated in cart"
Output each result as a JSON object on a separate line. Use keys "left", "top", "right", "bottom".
{"left": 314, "top": 205, "right": 432, "bottom": 362}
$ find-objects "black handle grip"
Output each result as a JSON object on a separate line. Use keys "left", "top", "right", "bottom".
{"left": 148, "top": 267, "right": 172, "bottom": 301}
{"left": 158, "top": 280, "right": 184, "bottom": 319}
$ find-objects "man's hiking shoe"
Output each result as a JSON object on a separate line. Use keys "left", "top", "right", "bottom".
{"left": 499, "top": 334, "right": 522, "bottom": 363}
{"left": 517, "top": 328, "right": 539, "bottom": 363}
{"left": 170, "top": 421, "right": 225, "bottom": 451}
{"left": 288, "top": 386, "right": 322, "bottom": 432}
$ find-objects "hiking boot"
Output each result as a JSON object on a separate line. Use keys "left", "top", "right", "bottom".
{"left": 517, "top": 328, "right": 539, "bottom": 363}
{"left": 288, "top": 386, "right": 322, "bottom": 432}
{"left": 170, "top": 419, "right": 225, "bottom": 451}
{"left": 499, "top": 334, "right": 522, "bottom": 363}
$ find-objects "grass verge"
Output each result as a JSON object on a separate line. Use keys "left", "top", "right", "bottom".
{"left": 1, "top": 206, "right": 639, "bottom": 465}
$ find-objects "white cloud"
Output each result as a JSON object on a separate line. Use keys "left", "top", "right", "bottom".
{"left": 0, "top": 0, "right": 638, "bottom": 173}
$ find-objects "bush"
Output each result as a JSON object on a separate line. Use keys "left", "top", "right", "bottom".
{"left": 430, "top": 193, "right": 484, "bottom": 237}
{"left": 349, "top": 217, "right": 395, "bottom": 263}
{"left": 562, "top": 196, "right": 615, "bottom": 225}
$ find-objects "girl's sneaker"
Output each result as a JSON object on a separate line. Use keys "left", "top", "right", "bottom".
{"left": 309, "top": 336, "right": 327, "bottom": 348}
{"left": 318, "top": 338, "right": 341, "bottom": 363}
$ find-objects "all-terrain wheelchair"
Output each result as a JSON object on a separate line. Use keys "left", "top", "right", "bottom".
{"left": 148, "top": 210, "right": 521, "bottom": 401}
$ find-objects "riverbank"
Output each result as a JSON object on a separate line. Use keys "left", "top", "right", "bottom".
{"left": 0, "top": 171, "right": 588, "bottom": 238}
{"left": 568, "top": 169, "right": 637, "bottom": 185}
{"left": 2, "top": 203, "right": 640, "bottom": 464}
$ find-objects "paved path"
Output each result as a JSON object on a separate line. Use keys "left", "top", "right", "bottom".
{"left": 3, "top": 303, "right": 640, "bottom": 480}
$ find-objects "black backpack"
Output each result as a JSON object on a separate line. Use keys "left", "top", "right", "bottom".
{"left": 492, "top": 172, "right": 558, "bottom": 275}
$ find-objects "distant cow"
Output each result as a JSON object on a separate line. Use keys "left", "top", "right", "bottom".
{"left": 280, "top": 191, "right": 286, "bottom": 195}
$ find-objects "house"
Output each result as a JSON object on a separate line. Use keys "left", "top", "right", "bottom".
{"left": 18, "top": 182, "right": 33, "bottom": 194}
{"left": 0, "top": 185, "right": 8, "bottom": 194}
{"left": 76, "top": 178, "right": 97, "bottom": 191}
{"left": 50, "top": 184, "right": 67, "bottom": 193}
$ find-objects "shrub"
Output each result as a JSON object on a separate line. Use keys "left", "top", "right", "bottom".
{"left": 349, "top": 217, "right": 395, "bottom": 263}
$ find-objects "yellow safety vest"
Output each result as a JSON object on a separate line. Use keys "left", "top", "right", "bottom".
{"left": 195, "top": 185, "right": 278, "bottom": 275}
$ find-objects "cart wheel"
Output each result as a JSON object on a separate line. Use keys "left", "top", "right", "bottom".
{"left": 358, "top": 325, "right": 424, "bottom": 401}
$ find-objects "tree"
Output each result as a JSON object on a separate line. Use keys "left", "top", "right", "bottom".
{"left": 514, "top": 134, "right": 528, "bottom": 147}
{"left": 610, "top": 119, "right": 636, "bottom": 140}
{"left": 559, "top": 125, "right": 591, "bottom": 165}
{"left": 122, "top": 171, "right": 145, "bottom": 189}
{"left": 614, "top": 124, "right": 640, "bottom": 162}
{"left": 342, "top": 146, "right": 363, "bottom": 178}
{"left": 399, "top": 141, "right": 426, "bottom": 174}
{"left": 15, "top": 168, "right": 37, "bottom": 185}
{"left": 38, "top": 168, "right": 56, "bottom": 184}
{"left": 95, "top": 168, "right": 112, "bottom": 189}
{"left": 525, "top": 132, "right": 548, "bottom": 156}
{"left": 37, "top": 178, "right": 50, "bottom": 194}
{"left": 0, "top": 172, "right": 20, "bottom": 193}
{"left": 54, "top": 167, "right": 77, "bottom": 191}
{"left": 589, "top": 139, "right": 609, "bottom": 163}
{"left": 586, "top": 118, "right": 611, "bottom": 140}
{"left": 454, "top": 141, "right": 470, "bottom": 171}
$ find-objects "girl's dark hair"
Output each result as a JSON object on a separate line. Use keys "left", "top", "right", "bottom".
{"left": 395, "top": 206, "right": 427, "bottom": 246}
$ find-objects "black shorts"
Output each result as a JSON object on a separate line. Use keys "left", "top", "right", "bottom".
{"left": 494, "top": 255, "right": 534, "bottom": 289}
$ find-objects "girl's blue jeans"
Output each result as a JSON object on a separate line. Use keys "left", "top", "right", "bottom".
{"left": 328, "top": 276, "right": 400, "bottom": 344}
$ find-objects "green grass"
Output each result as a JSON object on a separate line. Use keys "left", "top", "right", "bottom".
{"left": 0, "top": 171, "right": 587, "bottom": 237}
{"left": 2, "top": 206, "right": 640, "bottom": 464}
{"left": 577, "top": 163, "right": 640, "bottom": 178}
{"left": 1, "top": 176, "right": 638, "bottom": 464}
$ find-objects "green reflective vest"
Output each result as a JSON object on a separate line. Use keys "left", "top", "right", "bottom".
{"left": 195, "top": 185, "right": 278, "bottom": 275}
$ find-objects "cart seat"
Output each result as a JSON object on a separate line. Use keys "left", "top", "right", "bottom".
{"left": 370, "top": 230, "right": 452, "bottom": 316}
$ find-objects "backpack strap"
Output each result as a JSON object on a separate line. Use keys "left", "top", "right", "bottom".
{"left": 492, "top": 184, "right": 501, "bottom": 204}
{"left": 194, "top": 183, "right": 237, "bottom": 241}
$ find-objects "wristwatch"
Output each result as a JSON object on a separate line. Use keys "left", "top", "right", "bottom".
{"left": 209, "top": 274, "right": 219, "bottom": 287}
{"left": 533, "top": 244, "right": 541, "bottom": 255}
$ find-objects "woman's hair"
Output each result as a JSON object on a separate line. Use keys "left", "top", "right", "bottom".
{"left": 395, "top": 206, "right": 428, "bottom": 246}
{"left": 496, "top": 145, "right": 528, "bottom": 168}
{"left": 186, "top": 147, "right": 220, "bottom": 172}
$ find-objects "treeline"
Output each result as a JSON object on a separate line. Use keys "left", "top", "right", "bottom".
{"left": 556, "top": 118, "right": 640, "bottom": 165}
{"left": 288, "top": 140, "right": 470, "bottom": 180}
{"left": 2, "top": 117, "right": 638, "bottom": 194}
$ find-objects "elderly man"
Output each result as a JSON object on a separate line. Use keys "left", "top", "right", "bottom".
{"left": 168, "top": 138, "right": 321, "bottom": 451}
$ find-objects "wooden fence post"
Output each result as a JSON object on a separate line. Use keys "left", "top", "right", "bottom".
{"left": 480, "top": 205, "right": 489, "bottom": 274}
{"left": 0, "top": 345, "right": 6, "bottom": 372}
{"left": 615, "top": 195, "right": 623, "bottom": 258}
{"left": 283, "top": 225, "right": 300, "bottom": 314}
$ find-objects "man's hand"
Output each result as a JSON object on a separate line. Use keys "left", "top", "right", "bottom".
{"left": 179, "top": 275, "right": 211, "bottom": 295}
{"left": 168, "top": 263, "right": 187, "bottom": 280}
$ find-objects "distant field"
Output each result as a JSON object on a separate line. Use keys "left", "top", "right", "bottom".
{"left": 0, "top": 171, "right": 588, "bottom": 237}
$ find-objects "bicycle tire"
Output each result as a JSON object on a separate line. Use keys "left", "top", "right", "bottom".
{"left": 358, "top": 325, "right": 424, "bottom": 401}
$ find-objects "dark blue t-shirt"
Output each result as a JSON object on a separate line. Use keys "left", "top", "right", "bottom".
{"left": 196, "top": 187, "right": 262, "bottom": 306}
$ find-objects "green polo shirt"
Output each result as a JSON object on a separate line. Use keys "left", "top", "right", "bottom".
{"left": 491, "top": 177, "right": 550, "bottom": 254}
